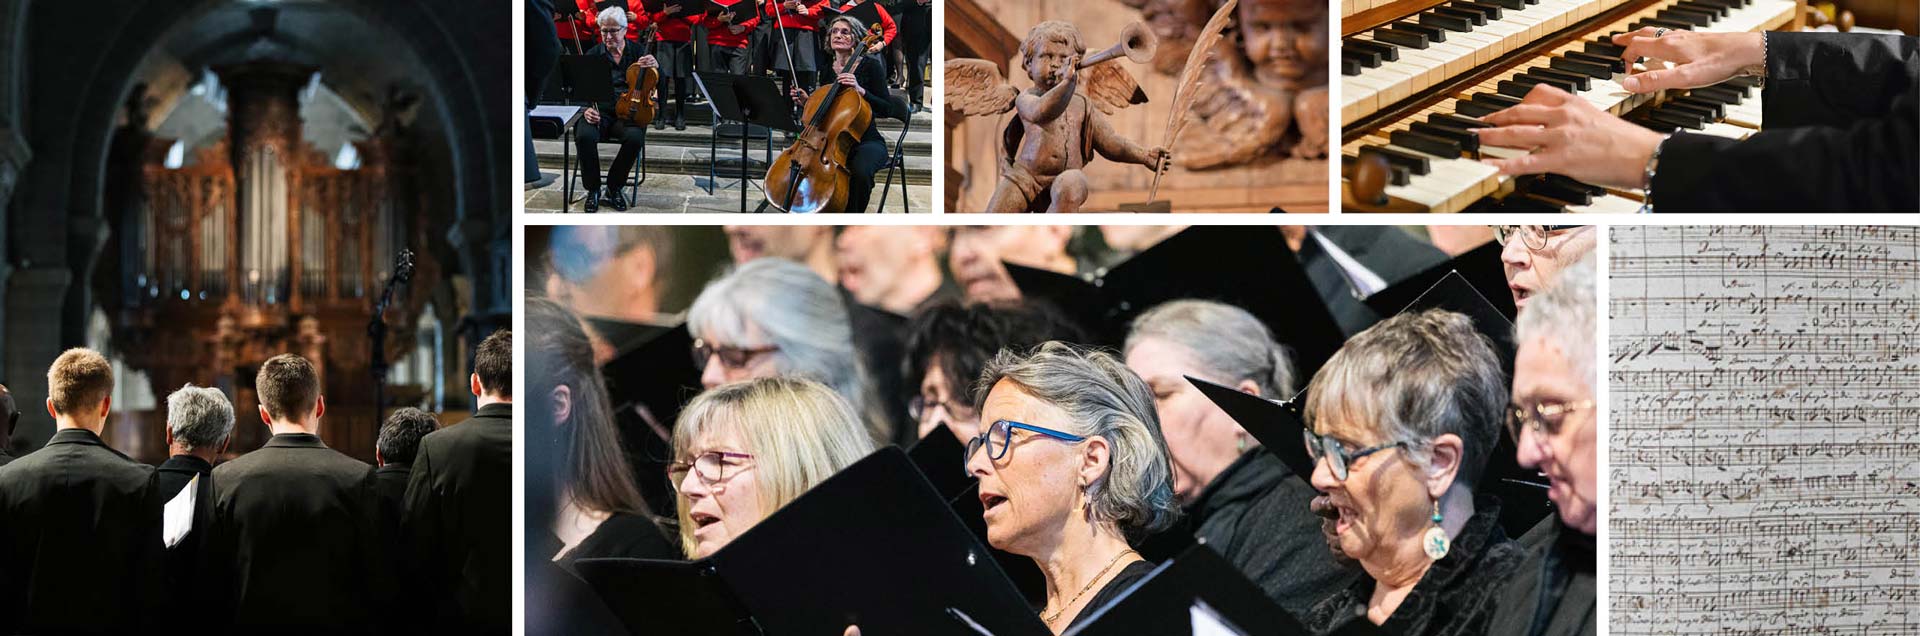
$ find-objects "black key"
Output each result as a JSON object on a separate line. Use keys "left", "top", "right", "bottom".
{"left": 1341, "top": 57, "right": 1363, "bottom": 75}
{"left": 1656, "top": 8, "right": 1712, "bottom": 26}
{"left": 1565, "top": 50, "right": 1628, "bottom": 73}
{"left": 1541, "top": 173, "right": 1606, "bottom": 197}
{"left": 1394, "top": 21, "right": 1449, "bottom": 43}
{"left": 1527, "top": 66, "right": 1592, "bottom": 91}
{"left": 1411, "top": 121, "right": 1480, "bottom": 154}
{"left": 1692, "top": 85, "right": 1744, "bottom": 103}
{"left": 1420, "top": 11, "right": 1473, "bottom": 31}
{"left": 1662, "top": 101, "right": 1719, "bottom": 122}
{"left": 1344, "top": 50, "right": 1382, "bottom": 69}
{"left": 1674, "top": 96, "right": 1725, "bottom": 118}
{"left": 1390, "top": 129, "right": 1465, "bottom": 157}
{"left": 1364, "top": 145, "right": 1432, "bottom": 176}
{"left": 1456, "top": 99, "right": 1505, "bottom": 117}
{"left": 1347, "top": 38, "right": 1401, "bottom": 62}
{"left": 1707, "top": 80, "right": 1751, "bottom": 97}
{"left": 1627, "top": 113, "right": 1672, "bottom": 132}
{"left": 1585, "top": 41, "right": 1626, "bottom": 57}
{"left": 1434, "top": 6, "right": 1487, "bottom": 26}
{"left": 1472, "top": 91, "right": 1524, "bottom": 110}
{"left": 1520, "top": 177, "right": 1594, "bottom": 206}
{"left": 1723, "top": 76, "right": 1763, "bottom": 89}
{"left": 1665, "top": 4, "right": 1722, "bottom": 21}
{"left": 1630, "top": 17, "right": 1695, "bottom": 31}
{"left": 1675, "top": 0, "right": 1729, "bottom": 17}
{"left": 1551, "top": 55, "right": 1613, "bottom": 80}
{"left": 1689, "top": 0, "right": 1741, "bottom": 10}
{"left": 1373, "top": 28, "right": 1429, "bottom": 48}
{"left": 1507, "top": 73, "right": 1577, "bottom": 94}
{"left": 1451, "top": 1, "right": 1503, "bottom": 21}
{"left": 1647, "top": 109, "right": 1703, "bottom": 130}
{"left": 1482, "top": 0, "right": 1527, "bottom": 10}
{"left": 1429, "top": 112, "right": 1492, "bottom": 129}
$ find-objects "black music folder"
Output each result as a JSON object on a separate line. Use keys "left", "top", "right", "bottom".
{"left": 641, "top": 0, "right": 710, "bottom": 15}
{"left": 575, "top": 447, "right": 1051, "bottom": 636}
{"left": 822, "top": 1, "right": 886, "bottom": 28}
{"left": 1004, "top": 226, "right": 1347, "bottom": 380}
{"left": 907, "top": 427, "right": 1048, "bottom": 604}
{"left": 1365, "top": 267, "right": 1517, "bottom": 379}
{"left": 1065, "top": 545, "right": 1309, "bottom": 636}
{"left": 594, "top": 318, "right": 701, "bottom": 431}
{"left": 1187, "top": 376, "right": 1316, "bottom": 484}
{"left": 706, "top": 0, "right": 758, "bottom": 24}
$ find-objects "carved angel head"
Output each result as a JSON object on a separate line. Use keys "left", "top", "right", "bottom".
{"left": 1238, "top": 0, "right": 1328, "bottom": 89}
{"left": 1020, "top": 21, "right": 1086, "bottom": 90}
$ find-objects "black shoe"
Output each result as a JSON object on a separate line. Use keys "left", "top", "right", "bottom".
{"left": 653, "top": 117, "right": 667, "bottom": 130}
{"left": 599, "top": 187, "right": 630, "bottom": 211}
{"left": 583, "top": 191, "right": 599, "bottom": 213}
{"left": 674, "top": 111, "right": 687, "bottom": 131}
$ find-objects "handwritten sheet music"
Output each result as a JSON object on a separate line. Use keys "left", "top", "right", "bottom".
{"left": 1611, "top": 226, "right": 1920, "bottom": 636}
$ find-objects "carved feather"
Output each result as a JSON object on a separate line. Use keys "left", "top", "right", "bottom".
{"left": 1162, "top": 0, "right": 1238, "bottom": 154}
{"left": 943, "top": 59, "right": 1020, "bottom": 117}
{"left": 1081, "top": 61, "right": 1150, "bottom": 115}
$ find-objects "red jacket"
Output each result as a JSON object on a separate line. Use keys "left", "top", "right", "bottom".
{"left": 650, "top": 9, "right": 700, "bottom": 42}
{"left": 764, "top": 0, "right": 830, "bottom": 31}
{"left": 698, "top": 5, "right": 761, "bottom": 49}
{"left": 576, "top": 0, "right": 652, "bottom": 42}
{"left": 833, "top": 1, "right": 896, "bottom": 45}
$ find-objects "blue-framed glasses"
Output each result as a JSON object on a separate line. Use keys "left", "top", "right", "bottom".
{"left": 963, "top": 419, "right": 1085, "bottom": 475}
{"left": 1303, "top": 428, "right": 1419, "bottom": 481}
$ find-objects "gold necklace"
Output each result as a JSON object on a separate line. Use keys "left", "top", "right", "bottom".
{"left": 1041, "top": 549, "right": 1139, "bottom": 625}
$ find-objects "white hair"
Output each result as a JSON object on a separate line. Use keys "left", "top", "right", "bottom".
{"left": 688, "top": 258, "right": 884, "bottom": 444}
{"left": 597, "top": 6, "right": 627, "bottom": 28}
{"left": 1516, "top": 254, "right": 1595, "bottom": 389}
{"left": 166, "top": 384, "right": 234, "bottom": 451}
{"left": 977, "top": 342, "right": 1179, "bottom": 542}
{"left": 1125, "top": 299, "right": 1296, "bottom": 400}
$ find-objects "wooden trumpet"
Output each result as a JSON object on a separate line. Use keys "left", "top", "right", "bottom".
{"left": 1077, "top": 22, "right": 1158, "bottom": 68}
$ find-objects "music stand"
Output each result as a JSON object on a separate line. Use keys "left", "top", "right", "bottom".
{"left": 695, "top": 71, "right": 800, "bottom": 214}
{"left": 555, "top": 55, "right": 616, "bottom": 211}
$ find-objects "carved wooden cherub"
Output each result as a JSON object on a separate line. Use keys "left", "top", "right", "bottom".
{"left": 946, "top": 21, "right": 1171, "bottom": 213}
{"left": 1140, "top": 0, "right": 1329, "bottom": 166}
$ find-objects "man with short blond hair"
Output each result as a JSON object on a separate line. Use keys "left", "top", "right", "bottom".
{"left": 208, "top": 353, "right": 391, "bottom": 630}
{"left": 0, "top": 348, "right": 161, "bottom": 634}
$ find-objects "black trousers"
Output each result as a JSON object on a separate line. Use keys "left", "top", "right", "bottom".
{"left": 844, "top": 138, "right": 889, "bottom": 213}
{"left": 902, "top": 35, "right": 928, "bottom": 105}
{"left": 573, "top": 119, "right": 647, "bottom": 192}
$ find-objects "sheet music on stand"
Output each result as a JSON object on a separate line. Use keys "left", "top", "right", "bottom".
{"left": 1611, "top": 226, "right": 1920, "bottom": 636}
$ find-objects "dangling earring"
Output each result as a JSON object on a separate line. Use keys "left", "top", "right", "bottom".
{"left": 1423, "top": 499, "right": 1450, "bottom": 560}
{"left": 1236, "top": 435, "right": 1248, "bottom": 453}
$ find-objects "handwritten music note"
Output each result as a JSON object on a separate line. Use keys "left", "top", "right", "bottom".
{"left": 1611, "top": 226, "right": 1920, "bottom": 636}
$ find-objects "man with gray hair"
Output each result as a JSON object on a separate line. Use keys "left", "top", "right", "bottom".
{"left": 156, "top": 384, "right": 234, "bottom": 612}
{"left": 1492, "top": 255, "right": 1596, "bottom": 636}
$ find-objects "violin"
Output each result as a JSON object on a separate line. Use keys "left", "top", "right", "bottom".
{"left": 615, "top": 24, "right": 662, "bottom": 127}
{"left": 763, "top": 24, "right": 886, "bottom": 213}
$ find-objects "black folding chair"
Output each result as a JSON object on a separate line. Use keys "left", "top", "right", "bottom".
{"left": 876, "top": 90, "right": 913, "bottom": 213}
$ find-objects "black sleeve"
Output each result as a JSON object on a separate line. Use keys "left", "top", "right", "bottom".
{"left": 1651, "top": 83, "right": 1918, "bottom": 211}
{"left": 1765, "top": 32, "right": 1919, "bottom": 128}
{"left": 857, "top": 55, "right": 905, "bottom": 121}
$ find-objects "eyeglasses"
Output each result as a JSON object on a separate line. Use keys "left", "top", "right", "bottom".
{"left": 692, "top": 338, "right": 779, "bottom": 372}
{"left": 599, "top": 27, "right": 625, "bottom": 36}
{"left": 963, "top": 419, "right": 1085, "bottom": 475}
{"left": 1494, "top": 225, "right": 1584, "bottom": 251}
{"left": 1505, "top": 399, "right": 1595, "bottom": 444}
{"left": 668, "top": 451, "right": 756, "bottom": 489}
{"left": 909, "top": 394, "right": 975, "bottom": 422}
{"left": 1303, "top": 428, "right": 1419, "bottom": 481}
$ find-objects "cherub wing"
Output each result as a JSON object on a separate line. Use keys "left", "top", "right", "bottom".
{"left": 1180, "top": 45, "right": 1295, "bottom": 169}
{"left": 944, "top": 59, "right": 1019, "bottom": 116}
{"left": 1080, "top": 61, "right": 1149, "bottom": 115}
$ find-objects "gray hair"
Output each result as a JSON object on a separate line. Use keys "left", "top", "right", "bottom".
{"left": 1125, "top": 300, "right": 1296, "bottom": 400}
{"left": 1516, "top": 254, "right": 1595, "bottom": 389}
{"left": 166, "top": 384, "right": 234, "bottom": 451}
{"left": 597, "top": 6, "right": 627, "bottom": 28}
{"left": 689, "top": 258, "right": 884, "bottom": 444}
{"left": 976, "top": 342, "right": 1179, "bottom": 542}
{"left": 1303, "top": 310, "right": 1504, "bottom": 489}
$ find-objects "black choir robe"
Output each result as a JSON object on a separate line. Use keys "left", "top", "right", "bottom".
{"left": 1654, "top": 33, "right": 1918, "bottom": 211}
{"left": 404, "top": 402, "right": 513, "bottom": 633}
{"left": 0, "top": 428, "right": 162, "bottom": 635}
{"left": 207, "top": 432, "right": 393, "bottom": 631}
{"left": 157, "top": 454, "right": 218, "bottom": 616}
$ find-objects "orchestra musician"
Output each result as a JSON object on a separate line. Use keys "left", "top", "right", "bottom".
{"left": 1474, "top": 31, "right": 1918, "bottom": 211}
{"left": 784, "top": 15, "right": 906, "bottom": 213}
{"left": 828, "top": 0, "right": 897, "bottom": 85}
{"left": 574, "top": 6, "right": 660, "bottom": 212}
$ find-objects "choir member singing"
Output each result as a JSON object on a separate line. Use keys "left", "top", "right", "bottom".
{"left": 156, "top": 384, "right": 233, "bottom": 614}
{"left": 402, "top": 329, "right": 512, "bottom": 631}
{"left": 1496, "top": 225, "right": 1594, "bottom": 312}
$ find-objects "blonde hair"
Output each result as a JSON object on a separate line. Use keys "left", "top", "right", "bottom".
{"left": 47, "top": 348, "right": 114, "bottom": 415}
{"left": 671, "top": 376, "right": 876, "bottom": 557}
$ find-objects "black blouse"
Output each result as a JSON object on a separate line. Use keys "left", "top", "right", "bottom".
{"left": 555, "top": 511, "right": 681, "bottom": 570}
{"left": 585, "top": 39, "right": 651, "bottom": 115}
{"left": 1303, "top": 494, "right": 1527, "bottom": 636}
{"left": 807, "top": 53, "right": 905, "bottom": 143}
{"left": 1065, "top": 559, "right": 1156, "bottom": 629}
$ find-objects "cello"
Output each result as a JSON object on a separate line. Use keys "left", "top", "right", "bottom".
{"left": 615, "top": 23, "right": 661, "bottom": 127}
{"left": 762, "top": 23, "right": 886, "bottom": 213}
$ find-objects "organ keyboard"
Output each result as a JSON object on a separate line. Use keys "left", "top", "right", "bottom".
{"left": 1340, "top": 0, "right": 1805, "bottom": 212}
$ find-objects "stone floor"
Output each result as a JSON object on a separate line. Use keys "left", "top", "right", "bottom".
{"left": 524, "top": 171, "right": 934, "bottom": 213}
